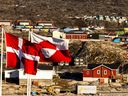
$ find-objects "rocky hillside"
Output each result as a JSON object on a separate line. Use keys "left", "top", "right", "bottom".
{"left": 70, "top": 40, "right": 128, "bottom": 64}
{"left": 1, "top": 0, "right": 128, "bottom": 64}
{"left": 0, "top": 0, "right": 128, "bottom": 26}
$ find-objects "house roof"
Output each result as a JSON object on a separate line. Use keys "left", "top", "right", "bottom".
{"left": 16, "top": 20, "right": 31, "bottom": 23}
{"left": 87, "top": 64, "right": 101, "bottom": 69}
{"left": 87, "top": 64, "right": 120, "bottom": 70}
{"left": 104, "top": 63, "right": 120, "bottom": 69}
{"left": 123, "top": 64, "right": 128, "bottom": 73}
{"left": 0, "top": 20, "right": 12, "bottom": 22}
{"left": 65, "top": 30, "right": 87, "bottom": 34}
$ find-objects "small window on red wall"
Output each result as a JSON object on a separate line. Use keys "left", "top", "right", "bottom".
{"left": 104, "top": 70, "right": 107, "bottom": 75}
{"left": 86, "top": 71, "right": 89, "bottom": 75}
{"left": 97, "top": 70, "right": 100, "bottom": 74}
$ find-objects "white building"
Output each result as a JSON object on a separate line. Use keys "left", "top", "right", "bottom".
{"left": 52, "top": 29, "right": 66, "bottom": 39}
{"left": 5, "top": 68, "right": 55, "bottom": 80}
{"left": 0, "top": 20, "right": 12, "bottom": 26}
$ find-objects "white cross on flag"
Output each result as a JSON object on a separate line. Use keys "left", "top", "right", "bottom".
{"left": 5, "top": 33, "right": 40, "bottom": 75}
{"left": 30, "top": 32, "right": 71, "bottom": 62}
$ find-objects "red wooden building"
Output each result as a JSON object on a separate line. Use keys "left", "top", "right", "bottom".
{"left": 83, "top": 64, "right": 120, "bottom": 83}
{"left": 65, "top": 32, "right": 87, "bottom": 40}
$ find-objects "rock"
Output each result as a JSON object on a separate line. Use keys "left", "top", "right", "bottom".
{"left": 110, "top": 83, "right": 122, "bottom": 87}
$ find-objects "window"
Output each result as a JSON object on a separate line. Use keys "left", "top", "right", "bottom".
{"left": 86, "top": 71, "right": 89, "bottom": 75}
{"left": 104, "top": 70, "right": 107, "bottom": 75}
{"left": 97, "top": 70, "right": 100, "bottom": 74}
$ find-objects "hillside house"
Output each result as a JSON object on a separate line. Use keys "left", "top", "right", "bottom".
{"left": 65, "top": 31, "right": 87, "bottom": 40}
{"left": 52, "top": 29, "right": 66, "bottom": 39}
{"left": 113, "top": 35, "right": 128, "bottom": 43}
{"left": 15, "top": 20, "right": 31, "bottom": 26}
{"left": 36, "top": 21, "right": 54, "bottom": 28}
{"left": 14, "top": 20, "right": 32, "bottom": 31}
{"left": 83, "top": 64, "right": 120, "bottom": 83}
{"left": 0, "top": 20, "right": 12, "bottom": 26}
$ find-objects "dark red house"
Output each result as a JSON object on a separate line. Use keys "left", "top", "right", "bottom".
{"left": 65, "top": 32, "right": 87, "bottom": 40}
{"left": 83, "top": 64, "right": 120, "bottom": 83}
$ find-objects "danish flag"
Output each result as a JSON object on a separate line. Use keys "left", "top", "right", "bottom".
{"left": 5, "top": 33, "right": 40, "bottom": 75}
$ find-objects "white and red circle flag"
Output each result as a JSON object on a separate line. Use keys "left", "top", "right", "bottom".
{"left": 30, "top": 32, "right": 71, "bottom": 62}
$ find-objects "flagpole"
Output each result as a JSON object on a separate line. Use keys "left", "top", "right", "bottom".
{"left": 27, "top": 75, "right": 29, "bottom": 96}
{"left": 27, "top": 74, "right": 31, "bottom": 96}
{"left": 0, "top": 26, "right": 4, "bottom": 96}
{"left": 29, "top": 29, "right": 32, "bottom": 96}
{"left": 27, "top": 29, "right": 32, "bottom": 96}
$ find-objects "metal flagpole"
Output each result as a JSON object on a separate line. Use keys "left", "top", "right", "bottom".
{"left": 0, "top": 26, "right": 4, "bottom": 96}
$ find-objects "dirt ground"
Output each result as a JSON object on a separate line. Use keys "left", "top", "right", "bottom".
{"left": 2, "top": 79, "right": 128, "bottom": 96}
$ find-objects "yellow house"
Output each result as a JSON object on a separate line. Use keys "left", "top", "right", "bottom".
{"left": 16, "top": 20, "right": 31, "bottom": 26}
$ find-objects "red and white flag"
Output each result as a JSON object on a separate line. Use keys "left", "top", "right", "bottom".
{"left": 30, "top": 32, "right": 71, "bottom": 62}
{"left": 5, "top": 33, "right": 40, "bottom": 75}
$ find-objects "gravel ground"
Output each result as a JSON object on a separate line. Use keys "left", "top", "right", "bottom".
{"left": 2, "top": 79, "right": 128, "bottom": 96}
